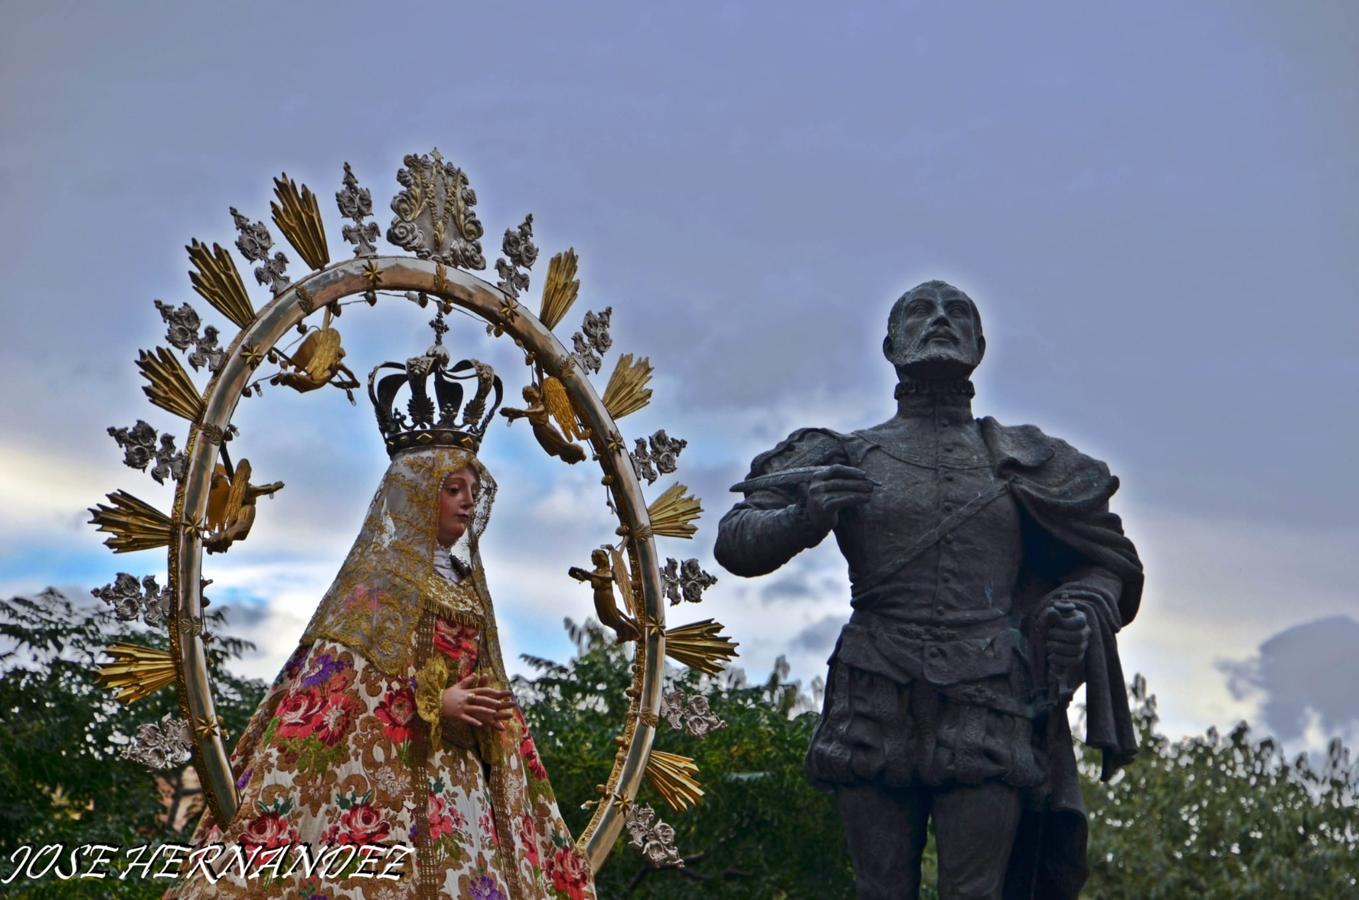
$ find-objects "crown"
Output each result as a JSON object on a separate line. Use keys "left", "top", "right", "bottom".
{"left": 368, "top": 321, "right": 503, "bottom": 457}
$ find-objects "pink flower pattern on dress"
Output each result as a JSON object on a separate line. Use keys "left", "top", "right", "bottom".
{"left": 515, "top": 813, "right": 541, "bottom": 868}
{"left": 433, "top": 618, "right": 480, "bottom": 677}
{"left": 239, "top": 812, "right": 299, "bottom": 855}
{"left": 168, "top": 638, "right": 591, "bottom": 899}
{"left": 546, "top": 845, "right": 590, "bottom": 900}
{"left": 274, "top": 687, "right": 327, "bottom": 741}
{"left": 374, "top": 684, "right": 418, "bottom": 745}
{"left": 313, "top": 691, "right": 362, "bottom": 746}
{"left": 428, "top": 792, "right": 456, "bottom": 841}
{"left": 319, "top": 802, "right": 391, "bottom": 846}
{"left": 520, "top": 732, "right": 549, "bottom": 781}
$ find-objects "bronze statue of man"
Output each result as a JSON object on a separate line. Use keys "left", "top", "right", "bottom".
{"left": 714, "top": 281, "right": 1143, "bottom": 899}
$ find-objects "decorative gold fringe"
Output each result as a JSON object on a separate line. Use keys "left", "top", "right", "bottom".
{"left": 137, "top": 347, "right": 204, "bottom": 422}
{"left": 538, "top": 249, "right": 579, "bottom": 330}
{"left": 88, "top": 491, "right": 175, "bottom": 553}
{"left": 187, "top": 239, "right": 255, "bottom": 328}
{"left": 541, "top": 376, "right": 584, "bottom": 441}
{"left": 664, "top": 619, "right": 739, "bottom": 674}
{"left": 96, "top": 642, "right": 176, "bottom": 703}
{"left": 646, "top": 483, "right": 701, "bottom": 539}
{"left": 272, "top": 174, "right": 330, "bottom": 270}
{"left": 601, "top": 353, "right": 652, "bottom": 420}
{"left": 645, "top": 750, "right": 703, "bottom": 811}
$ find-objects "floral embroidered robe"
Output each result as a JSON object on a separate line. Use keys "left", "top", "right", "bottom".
{"left": 168, "top": 448, "right": 595, "bottom": 900}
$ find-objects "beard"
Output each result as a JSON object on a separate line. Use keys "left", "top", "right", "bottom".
{"left": 898, "top": 339, "right": 979, "bottom": 380}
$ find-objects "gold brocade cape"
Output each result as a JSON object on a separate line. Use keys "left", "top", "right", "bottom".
{"left": 299, "top": 445, "right": 511, "bottom": 760}
{"left": 301, "top": 446, "right": 502, "bottom": 672}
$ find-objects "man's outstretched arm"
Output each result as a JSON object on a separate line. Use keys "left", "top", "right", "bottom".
{"left": 714, "top": 489, "right": 832, "bottom": 577}
{"left": 714, "top": 427, "right": 868, "bottom": 577}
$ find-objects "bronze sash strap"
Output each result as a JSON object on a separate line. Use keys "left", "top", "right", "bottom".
{"left": 850, "top": 480, "right": 1012, "bottom": 595}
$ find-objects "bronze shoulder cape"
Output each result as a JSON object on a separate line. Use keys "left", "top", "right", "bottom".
{"left": 979, "top": 417, "right": 1143, "bottom": 900}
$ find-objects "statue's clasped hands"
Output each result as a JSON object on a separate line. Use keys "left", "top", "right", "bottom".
{"left": 803, "top": 465, "right": 875, "bottom": 530}
{"left": 440, "top": 672, "right": 515, "bottom": 731}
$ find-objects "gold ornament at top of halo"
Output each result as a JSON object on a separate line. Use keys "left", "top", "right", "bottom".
{"left": 363, "top": 260, "right": 382, "bottom": 289}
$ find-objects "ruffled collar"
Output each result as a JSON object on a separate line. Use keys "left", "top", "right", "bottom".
{"left": 893, "top": 378, "right": 975, "bottom": 421}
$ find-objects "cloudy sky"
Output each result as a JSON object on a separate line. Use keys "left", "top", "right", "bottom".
{"left": 2, "top": 1, "right": 1356, "bottom": 756}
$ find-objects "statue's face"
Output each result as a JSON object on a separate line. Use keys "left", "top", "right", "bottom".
{"left": 883, "top": 283, "right": 985, "bottom": 379}
{"left": 437, "top": 466, "right": 480, "bottom": 547}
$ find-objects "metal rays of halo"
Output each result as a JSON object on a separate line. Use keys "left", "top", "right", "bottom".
{"left": 88, "top": 149, "right": 737, "bottom": 873}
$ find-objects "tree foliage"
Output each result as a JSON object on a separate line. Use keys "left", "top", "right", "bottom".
{"left": 0, "top": 589, "right": 265, "bottom": 898}
{"left": 1080, "top": 675, "right": 1359, "bottom": 898}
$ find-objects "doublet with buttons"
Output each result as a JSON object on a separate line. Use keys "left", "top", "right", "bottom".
{"left": 716, "top": 383, "right": 1046, "bottom": 789}
{"left": 837, "top": 401, "right": 1022, "bottom": 626}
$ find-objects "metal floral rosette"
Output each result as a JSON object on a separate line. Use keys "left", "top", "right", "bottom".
{"left": 89, "top": 149, "right": 738, "bottom": 871}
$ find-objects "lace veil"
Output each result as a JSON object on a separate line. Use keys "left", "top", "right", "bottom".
{"left": 299, "top": 445, "right": 508, "bottom": 682}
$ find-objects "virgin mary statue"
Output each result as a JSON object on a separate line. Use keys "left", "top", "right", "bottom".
{"left": 171, "top": 352, "right": 595, "bottom": 900}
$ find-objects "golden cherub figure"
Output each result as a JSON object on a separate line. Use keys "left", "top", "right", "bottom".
{"left": 269, "top": 325, "right": 360, "bottom": 394}
{"left": 569, "top": 547, "right": 640, "bottom": 642}
{"left": 203, "top": 459, "right": 283, "bottom": 553}
{"left": 500, "top": 377, "right": 586, "bottom": 464}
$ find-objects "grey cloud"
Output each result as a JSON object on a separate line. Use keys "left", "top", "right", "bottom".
{"left": 214, "top": 602, "right": 271, "bottom": 630}
{"left": 762, "top": 576, "right": 813, "bottom": 602}
{"left": 792, "top": 615, "right": 845, "bottom": 655}
{"left": 1219, "top": 615, "right": 1359, "bottom": 744}
{"left": 745, "top": 548, "right": 850, "bottom": 606}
